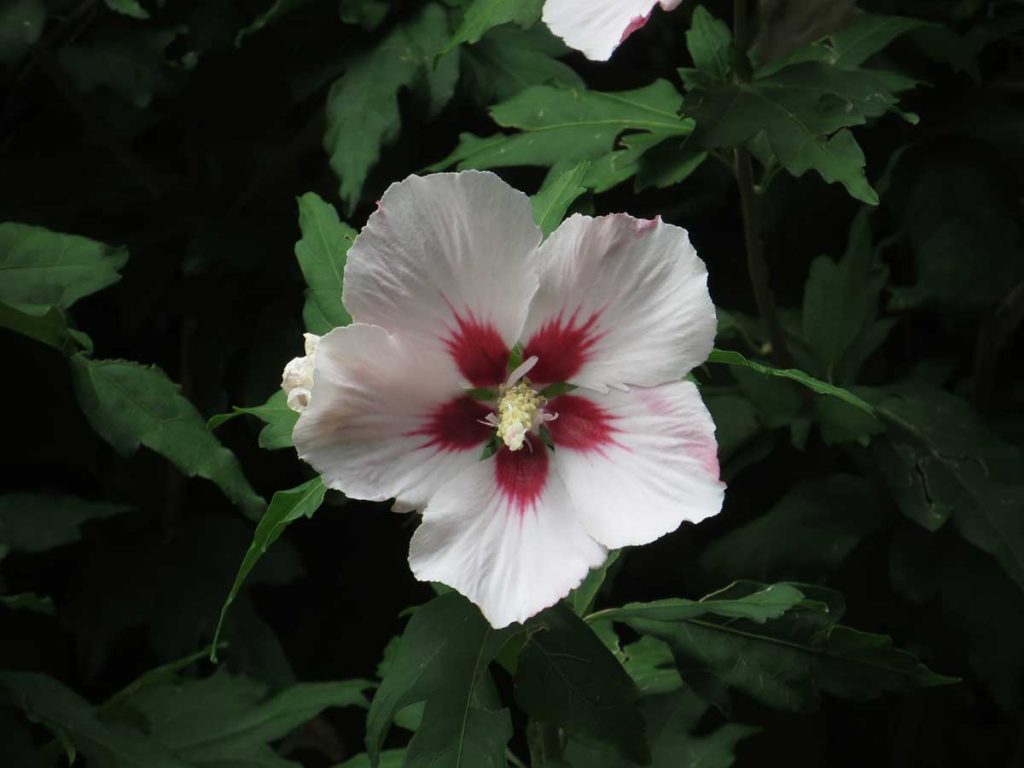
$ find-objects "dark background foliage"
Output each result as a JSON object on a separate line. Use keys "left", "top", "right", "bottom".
{"left": 1, "top": 0, "right": 1023, "bottom": 766}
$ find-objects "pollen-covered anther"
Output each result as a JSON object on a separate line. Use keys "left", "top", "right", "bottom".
{"left": 495, "top": 381, "right": 547, "bottom": 451}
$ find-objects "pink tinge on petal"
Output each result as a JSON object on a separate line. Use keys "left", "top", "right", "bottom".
{"left": 633, "top": 388, "right": 720, "bottom": 479}
{"left": 413, "top": 396, "right": 493, "bottom": 452}
{"left": 620, "top": 12, "right": 652, "bottom": 43}
{"left": 444, "top": 310, "right": 510, "bottom": 387}
{"left": 547, "top": 394, "right": 620, "bottom": 454}
{"left": 496, "top": 446, "right": 549, "bottom": 515}
{"left": 523, "top": 310, "right": 604, "bottom": 385}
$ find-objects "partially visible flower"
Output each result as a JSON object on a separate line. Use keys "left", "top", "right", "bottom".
{"left": 289, "top": 171, "right": 724, "bottom": 628}
{"left": 542, "top": 0, "right": 683, "bottom": 61}
{"left": 281, "top": 332, "right": 320, "bottom": 413}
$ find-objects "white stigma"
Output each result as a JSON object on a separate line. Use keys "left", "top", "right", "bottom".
{"left": 281, "top": 332, "right": 320, "bottom": 413}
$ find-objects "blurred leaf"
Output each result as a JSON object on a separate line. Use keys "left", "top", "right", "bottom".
{"left": 366, "top": 592, "right": 515, "bottom": 768}
{"left": 434, "top": 81, "right": 691, "bottom": 171}
{"left": 235, "top": 0, "right": 310, "bottom": 46}
{"left": 211, "top": 477, "right": 326, "bottom": 659}
{"left": 0, "top": 592, "right": 55, "bottom": 616}
{"left": 704, "top": 393, "right": 759, "bottom": 463}
{"left": 707, "top": 348, "right": 875, "bottom": 413}
{"left": 340, "top": 0, "right": 389, "bottom": 30}
{"left": 753, "top": 0, "right": 856, "bottom": 66}
{"left": 0, "top": 492, "right": 129, "bottom": 553}
{"left": 686, "top": 61, "right": 915, "bottom": 204}
{"left": 0, "top": 708, "right": 49, "bottom": 768}
{"left": 565, "top": 687, "right": 757, "bottom": 768}
{"left": 338, "top": 752, "right": 406, "bottom": 768}
{"left": 800, "top": 210, "right": 895, "bottom": 384}
{"left": 104, "top": 0, "right": 150, "bottom": 20}
{"left": 209, "top": 390, "right": 298, "bottom": 451}
{"left": 102, "top": 645, "right": 224, "bottom": 712}
{"left": 295, "top": 192, "right": 355, "bottom": 334}
{"left": 71, "top": 356, "right": 265, "bottom": 519}
{"left": 828, "top": 13, "right": 927, "bottom": 68}
{"left": 887, "top": 154, "right": 1024, "bottom": 312}
{"left": 699, "top": 475, "right": 885, "bottom": 582}
{"left": 60, "top": 26, "right": 181, "bottom": 108}
{"left": 517, "top": 604, "right": 648, "bottom": 764}
{"left": 0, "top": 0, "right": 45, "bottom": 67}
{"left": 619, "top": 636, "right": 681, "bottom": 698}
{"left": 65, "top": 516, "right": 301, "bottom": 682}
{"left": 0, "top": 672, "right": 189, "bottom": 767}
{"left": 531, "top": 160, "right": 590, "bottom": 237}
{"left": 446, "top": 0, "right": 542, "bottom": 52}
{"left": 685, "top": 6, "right": 732, "bottom": 81}
{"left": 462, "top": 25, "right": 583, "bottom": 105}
{"left": 121, "top": 670, "right": 369, "bottom": 765}
{"left": 0, "top": 222, "right": 127, "bottom": 310}
{"left": 604, "top": 582, "right": 954, "bottom": 711}
{"left": 875, "top": 387, "right": 1024, "bottom": 592}
{"left": 325, "top": 4, "right": 456, "bottom": 213}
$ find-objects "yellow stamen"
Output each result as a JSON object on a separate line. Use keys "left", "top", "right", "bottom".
{"left": 495, "top": 381, "right": 545, "bottom": 451}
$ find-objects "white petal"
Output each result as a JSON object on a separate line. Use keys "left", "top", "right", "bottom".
{"left": 547, "top": 381, "right": 724, "bottom": 549}
{"left": 293, "top": 324, "right": 494, "bottom": 510}
{"left": 542, "top": 0, "right": 683, "bottom": 62}
{"left": 521, "top": 213, "right": 715, "bottom": 391}
{"left": 409, "top": 448, "right": 607, "bottom": 628}
{"left": 344, "top": 171, "right": 542, "bottom": 387}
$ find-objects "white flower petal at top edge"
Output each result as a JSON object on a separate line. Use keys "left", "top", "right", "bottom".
{"left": 343, "top": 171, "right": 542, "bottom": 389}
{"left": 293, "top": 324, "right": 494, "bottom": 512}
{"left": 409, "top": 448, "right": 607, "bottom": 628}
{"left": 542, "top": 0, "right": 683, "bottom": 61}
{"left": 545, "top": 380, "right": 724, "bottom": 549}
{"left": 519, "top": 213, "right": 716, "bottom": 392}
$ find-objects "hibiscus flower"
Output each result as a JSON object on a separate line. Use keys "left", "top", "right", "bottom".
{"left": 285, "top": 171, "right": 724, "bottom": 628}
{"left": 542, "top": 0, "right": 683, "bottom": 62}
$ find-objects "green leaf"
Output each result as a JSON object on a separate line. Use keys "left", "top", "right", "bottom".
{"left": 0, "top": 591, "right": 55, "bottom": 615}
{"left": 686, "top": 62, "right": 915, "bottom": 203}
{"left": 800, "top": 209, "right": 894, "bottom": 384}
{"left": 325, "top": 4, "right": 456, "bottom": 213}
{"left": 0, "top": 302, "right": 93, "bottom": 354}
{"left": 591, "top": 582, "right": 805, "bottom": 625}
{"left": 122, "top": 670, "right": 369, "bottom": 765}
{"left": 569, "top": 550, "right": 620, "bottom": 616}
{"left": 102, "top": 645, "right": 225, "bottom": 713}
{"left": 0, "top": 0, "right": 45, "bottom": 67}
{"left": 0, "top": 222, "right": 127, "bottom": 310}
{"left": 530, "top": 160, "right": 590, "bottom": 237}
{"left": 706, "top": 348, "right": 875, "bottom": 414}
{"left": 446, "top": 0, "right": 542, "bottom": 52}
{"left": 434, "top": 80, "right": 691, "bottom": 172}
{"left": 367, "top": 592, "right": 516, "bottom": 768}
{"left": 295, "top": 192, "right": 356, "bottom": 334}
{"left": 699, "top": 475, "right": 885, "bottom": 582}
{"left": 462, "top": 26, "right": 583, "bottom": 105}
{"left": 604, "top": 582, "right": 954, "bottom": 711}
{"left": 211, "top": 477, "right": 327, "bottom": 659}
{"left": 104, "top": 0, "right": 150, "bottom": 20}
{"left": 208, "top": 390, "right": 299, "bottom": 450}
{"left": 619, "top": 635, "right": 682, "bottom": 697}
{"left": 0, "top": 492, "right": 129, "bottom": 553}
{"left": 0, "top": 707, "right": 50, "bottom": 768}
{"left": 0, "top": 671, "right": 190, "bottom": 768}
{"left": 874, "top": 387, "right": 1024, "bottom": 592}
{"left": 516, "top": 604, "right": 649, "bottom": 764}
{"left": 70, "top": 356, "right": 265, "bottom": 520}
{"left": 686, "top": 6, "right": 732, "bottom": 81}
